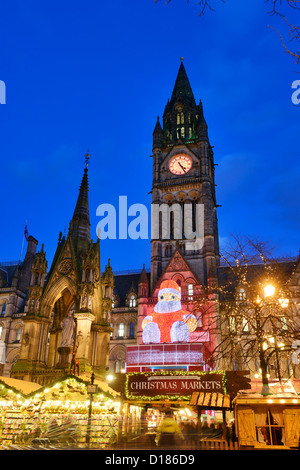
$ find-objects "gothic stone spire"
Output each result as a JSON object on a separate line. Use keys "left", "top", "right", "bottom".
{"left": 70, "top": 157, "right": 91, "bottom": 255}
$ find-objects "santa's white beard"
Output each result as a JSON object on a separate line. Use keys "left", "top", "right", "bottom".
{"left": 154, "top": 300, "right": 181, "bottom": 313}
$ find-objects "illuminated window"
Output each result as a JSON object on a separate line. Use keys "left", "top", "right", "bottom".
{"left": 188, "top": 284, "right": 194, "bottom": 299}
{"left": 16, "top": 327, "right": 22, "bottom": 342}
{"left": 118, "top": 322, "right": 125, "bottom": 338}
{"left": 110, "top": 323, "right": 113, "bottom": 338}
{"left": 281, "top": 317, "right": 288, "bottom": 330}
{"left": 255, "top": 409, "right": 284, "bottom": 446}
{"left": 238, "top": 288, "right": 246, "bottom": 301}
{"left": 114, "top": 361, "right": 120, "bottom": 372}
{"left": 129, "top": 295, "right": 136, "bottom": 308}
{"left": 177, "top": 112, "right": 184, "bottom": 124}
{"left": 242, "top": 317, "right": 249, "bottom": 332}
{"left": 229, "top": 316, "right": 236, "bottom": 331}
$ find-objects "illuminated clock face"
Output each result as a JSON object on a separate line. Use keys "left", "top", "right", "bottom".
{"left": 169, "top": 154, "right": 193, "bottom": 175}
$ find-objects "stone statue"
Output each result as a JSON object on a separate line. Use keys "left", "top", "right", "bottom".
{"left": 59, "top": 312, "right": 75, "bottom": 347}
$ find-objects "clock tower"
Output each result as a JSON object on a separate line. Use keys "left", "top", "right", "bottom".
{"left": 150, "top": 60, "right": 219, "bottom": 290}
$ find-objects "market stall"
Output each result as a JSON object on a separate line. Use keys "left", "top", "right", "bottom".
{"left": 119, "top": 370, "right": 234, "bottom": 448}
{"left": 234, "top": 380, "right": 300, "bottom": 449}
{"left": 0, "top": 374, "right": 121, "bottom": 449}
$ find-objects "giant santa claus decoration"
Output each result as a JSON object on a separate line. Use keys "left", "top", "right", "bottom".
{"left": 142, "top": 279, "right": 197, "bottom": 343}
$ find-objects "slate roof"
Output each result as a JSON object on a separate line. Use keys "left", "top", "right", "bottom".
{"left": 113, "top": 271, "right": 150, "bottom": 307}
{"left": 0, "top": 263, "right": 19, "bottom": 287}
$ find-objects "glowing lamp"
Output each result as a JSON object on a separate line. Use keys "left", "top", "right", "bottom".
{"left": 264, "top": 284, "right": 275, "bottom": 298}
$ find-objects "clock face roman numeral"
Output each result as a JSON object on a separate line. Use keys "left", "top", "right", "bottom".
{"left": 169, "top": 154, "right": 193, "bottom": 175}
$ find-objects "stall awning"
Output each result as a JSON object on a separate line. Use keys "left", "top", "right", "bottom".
{"left": 190, "top": 392, "right": 232, "bottom": 410}
{"left": 0, "top": 376, "right": 42, "bottom": 395}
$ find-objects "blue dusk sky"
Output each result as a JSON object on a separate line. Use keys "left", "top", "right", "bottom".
{"left": 0, "top": 0, "right": 299, "bottom": 273}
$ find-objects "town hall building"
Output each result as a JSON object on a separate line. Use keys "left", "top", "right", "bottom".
{"left": 0, "top": 61, "right": 299, "bottom": 386}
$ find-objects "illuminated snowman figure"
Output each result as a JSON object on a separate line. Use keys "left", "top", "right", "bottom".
{"left": 142, "top": 279, "right": 197, "bottom": 344}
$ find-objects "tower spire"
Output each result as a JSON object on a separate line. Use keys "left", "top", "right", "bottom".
{"left": 70, "top": 152, "right": 91, "bottom": 254}
{"left": 169, "top": 60, "right": 196, "bottom": 108}
{"left": 162, "top": 61, "right": 201, "bottom": 145}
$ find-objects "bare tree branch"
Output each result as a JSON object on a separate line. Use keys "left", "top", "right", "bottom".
{"left": 194, "top": 234, "right": 300, "bottom": 387}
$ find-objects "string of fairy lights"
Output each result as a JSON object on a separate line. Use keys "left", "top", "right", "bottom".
{"left": 0, "top": 376, "right": 121, "bottom": 413}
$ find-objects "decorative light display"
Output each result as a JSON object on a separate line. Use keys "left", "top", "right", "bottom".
{"left": 0, "top": 375, "right": 122, "bottom": 448}
{"left": 142, "top": 280, "right": 197, "bottom": 344}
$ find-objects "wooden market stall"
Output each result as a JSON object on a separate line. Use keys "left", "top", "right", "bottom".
{"left": 233, "top": 380, "right": 300, "bottom": 449}
{"left": 0, "top": 374, "right": 121, "bottom": 449}
{"left": 108, "top": 370, "right": 252, "bottom": 449}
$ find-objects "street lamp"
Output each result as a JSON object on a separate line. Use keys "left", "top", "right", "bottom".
{"left": 264, "top": 284, "right": 275, "bottom": 298}
{"left": 262, "top": 284, "right": 287, "bottom": 386}
{"left": 86, "top": 372, "right": 98, "bottom": 447}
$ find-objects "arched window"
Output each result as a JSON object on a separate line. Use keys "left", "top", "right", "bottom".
{"left": 0, "top": 303, "right": 6, "bottom": 316}
{"left": 177, "top": 112, "right": 184, "bottom": 125}
{"left": 238, "top": 288, "right": 246, "bottom": 301}
{"left": 281, "top": 317, "right": 288, "bottom": 330}
{"left": 118, "top": 322, "right": 125, "bottom": 338}
{"left": 129, "top": 295, "right": 136, "bottom": 308}
{"left": 176, "top": 113, "right": 185, "bottom": 139}
{"left": 188, "top": 284, "right": 194, "bottom": 300}
{"left": 242, "top": 317, "right": 249, "bottom": 333}
{"left": 129, "top": 322, "right": 135, "bottom": 338}
{"left": 114, "top": 361, "right": 120, "bottom": 372}
{"left": 16, "top": 327, "right": 22, "bottom": 342}
{"left": 192, "top": 199, "right": 197, "bottom": 233}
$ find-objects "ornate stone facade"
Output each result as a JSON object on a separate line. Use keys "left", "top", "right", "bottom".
{"left": 1, "top": 61, "right": 299, "bottom": 385}
{"left": 2, "top": 160, "right": 114, "bottom": 385}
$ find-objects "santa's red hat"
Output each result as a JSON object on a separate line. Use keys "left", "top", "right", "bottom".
{"left": 158, "top": 280, "right": 181, "bottom": 298}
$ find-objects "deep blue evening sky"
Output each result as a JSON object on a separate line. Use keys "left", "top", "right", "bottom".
{"left": 0, "top": 0, "right": 299, "bottom": 273}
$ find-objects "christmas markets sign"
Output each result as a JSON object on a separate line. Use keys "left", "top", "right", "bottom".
{"left": 125, "top": 371, "right": 227, "bottom": 401}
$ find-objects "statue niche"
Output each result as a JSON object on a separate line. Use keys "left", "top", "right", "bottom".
{"left": 57, "top": 311, "right": 76, "bottom": 368}
{"left": 50, "top": 288, "right": 77, "bottom": 368}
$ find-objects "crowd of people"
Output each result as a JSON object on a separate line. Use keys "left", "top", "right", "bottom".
{"left": 154, "top": 411, "right": 236, "bottom": 447}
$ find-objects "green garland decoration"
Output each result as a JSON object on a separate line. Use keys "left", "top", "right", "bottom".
{"left": 125, "top": 370, "right": 227, "bottom": 401}
{"left": 0, "top": 374, "right": 116, "bottom": 401}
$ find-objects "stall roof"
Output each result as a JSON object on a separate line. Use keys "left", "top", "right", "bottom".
{"left": 239, "top": 379, "right": 300, "bottom": 396}
{"left": 0, "top": 376, "right": 42, "bottom": 395}
{"left": 0, "top": 374, "right": 120, "bottom": 399}
{"left": 234, "top": 393, "right": 300, "bottom": 406}
{"left": 78, "top": 373, "right": 120, "bottom": 398}
{"left": 190, "top": 392, "right": 232, "bottom": 410}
